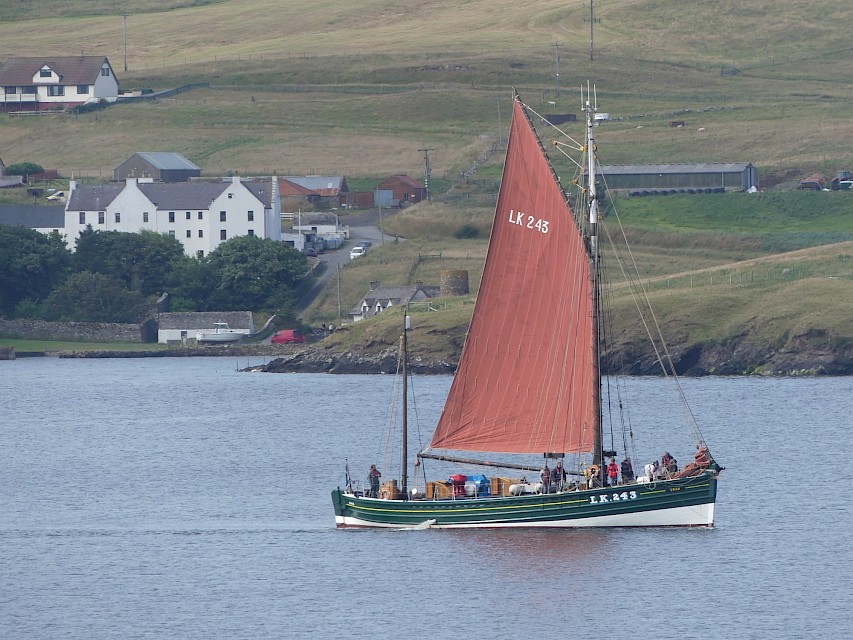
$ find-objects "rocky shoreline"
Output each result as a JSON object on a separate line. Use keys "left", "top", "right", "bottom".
{"left": 5, "top": 336, "right": 852, "bottom": 376}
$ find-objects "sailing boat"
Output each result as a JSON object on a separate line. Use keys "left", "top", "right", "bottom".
{"left": 332, "top": 91, "right": 722, "bottom": 528}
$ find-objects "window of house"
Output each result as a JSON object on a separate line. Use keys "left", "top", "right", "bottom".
{"left": 47, "top": 85, "right": 65, "bottom": 97}
{"left": 219, "top": 211, "right": 226, "bottom": 222}
{"left": 115, "top": 212, "right": 121, "bottom": 223}
{"left": 197, "top": 212, "right": 203, "bottom": 220}
{"left": 77, "top": 85, "right": 89, "bottom": 94}
{"left": 39, "top": 69, "right": 51, "bottom": 78}
{"left": 247, "top": 211, "right": 254, "bottom": 221}
{"left": 4, "top": 87, "right": 16, "bottom": 95}
{"left": 169, "top": 230, "right": 175, "bottom": 237}
{"left": 198, "top": 230, "right": 203, "bottom": 238}
{"left": 220, "top": 230, "right": 227, "bottom": 240}
{"left": 197, "top": 250, "right": 204, "bottom": 259}
{"left": 228, "top": 193, "right": 233, "bottom": 199}
{"left": 247, "top": 229, "right": 255, "bottom": 236}
{"left": 79, "top": 212, "right": 86, "bottom": 224}
{"left": 186, "top": 211, "right": 191, "bottom": 220}
{"left": 169, "top": 212, "right": 175, "bottom": 223}
{"left": 143, "top": 212, "right": 149, "bottom": 223}
{"left": 101, "top": 68, "right": 110, "bottom": 77}
{"left": 186, "top": 230, "right": 191, "bottom": 238}
{"left": 22, "top": 86, "right": 36, "bottom": 94}
{"left": 98, "top": 212, "right": 105, "bottom": 224}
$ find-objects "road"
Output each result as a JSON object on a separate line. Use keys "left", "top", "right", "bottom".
{"left": 294, "top": 208, "right": 398, "bottom": 318}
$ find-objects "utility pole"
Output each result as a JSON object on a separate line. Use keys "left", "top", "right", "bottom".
{"left": 123, "top": 13, "right": 128, "bottom": 72}
{"left": 584, "top": 1, "right": 601, "bottom": 62}
{"left": 551, "top": 42, "right": 562, "bottom": 97}
{"left": 418, "top": 148, "right": 434, "bottom": 202}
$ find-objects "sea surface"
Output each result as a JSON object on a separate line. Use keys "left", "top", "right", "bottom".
{"left": 1, "top": 357, "right": 850, "bottom": 639}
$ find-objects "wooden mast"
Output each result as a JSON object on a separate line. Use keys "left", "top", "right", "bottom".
{"left": 584, "top": 87, "right": 603, "bottom": 477}
{"left": 401, "top": 313, "right": 409, "bottom": 498}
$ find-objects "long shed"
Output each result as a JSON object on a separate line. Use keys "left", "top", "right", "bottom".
{"left": 598, "top": 163, "right": 758, "bottom": 192}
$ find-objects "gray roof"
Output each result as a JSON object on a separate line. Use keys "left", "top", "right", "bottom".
{"left": 131, "top": 152, "right": 200, "bottom": 171}
{"left": 0, "top": 56, "right": 113, "bottom": 85}
{"left": 297, "top": 212, "right": 338, "bottom": 225}
{"left": 158, "top": 311, "right": 253, "bottom": 331}
{"left": 138, "top": 182, "right": 228, "bottom": 209}
{"left": 243, "top": 180, "right": 273, "bottom": 207}
{"left": 66, "top": 183, "right": 125, "bottom": 210}
{"left": 350, "top": 284, "right": 438, "bottom": 315}
{"left": 67, "top": 180, "right": 267, "bottom": 211}
{"left": 283, "top": 175, "right": 346, "bottom": 193}
{"left": 0, "top": 205, "right": 64, "bottom": 229}
{"left": 599, "top": 163, "right": 753, "bottom": 175}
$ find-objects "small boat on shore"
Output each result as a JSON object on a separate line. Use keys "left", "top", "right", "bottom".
{"left": 196, "top": 323, "right": 243, "bottom": 344}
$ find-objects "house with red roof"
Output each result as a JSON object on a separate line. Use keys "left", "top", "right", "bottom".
{"left": 377, "top": 175, "right": 426, "bottom": 206}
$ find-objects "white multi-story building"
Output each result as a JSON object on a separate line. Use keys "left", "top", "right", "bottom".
{"left": 64, "top": 177, "right": 280, "bottom": 256}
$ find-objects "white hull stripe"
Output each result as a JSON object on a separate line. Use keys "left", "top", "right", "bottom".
{"left": 336, "top": 502, "right": 715, "bottom": 529}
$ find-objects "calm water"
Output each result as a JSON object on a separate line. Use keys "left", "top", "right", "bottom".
{"left": 1, "top": 357, "right": 850, "bottom": 639}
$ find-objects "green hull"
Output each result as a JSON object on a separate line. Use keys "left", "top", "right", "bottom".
{"left": 332, "top": 473, "right": 718, "bottom": 529}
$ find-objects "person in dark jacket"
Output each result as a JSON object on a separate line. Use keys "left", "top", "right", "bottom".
{"left": 368, "top": 464, "right": 381, "bottom": 497}
{"left": 621, "top": 458, "right": 635, "bottom": 483}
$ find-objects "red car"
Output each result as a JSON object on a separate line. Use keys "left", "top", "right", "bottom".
{"left": 272, "top": 329, "right": 305, "bottom": 344}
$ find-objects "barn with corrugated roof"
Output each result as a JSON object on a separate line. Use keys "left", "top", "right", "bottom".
{"left": 113, "top": 152, "right": 201, "bottom": 183}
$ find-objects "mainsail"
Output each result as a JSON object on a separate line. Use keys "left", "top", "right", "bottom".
{"left": 428, "top": 99, "right": 597, "bottom": 456}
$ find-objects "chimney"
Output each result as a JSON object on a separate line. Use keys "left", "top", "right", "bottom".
{"left": 370, "top": 280, "right": 380, "bottom": 290}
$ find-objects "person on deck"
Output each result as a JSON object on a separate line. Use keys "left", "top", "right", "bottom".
{"left": 667, "top": 456, "right": 678, "bottom": 476}
{"left": 621, "top": 458, "right": 635, "bottom": 483}
{"left": 607, "top": 458, "right": 619, "bottom": 487}
{"left": 368, "top": 464, "right": 381, "bottom": 498}
{"left": 540, "top": 463, "right": 551, "bottom": 494}
{"left": 553, "top": 461, "right": 566, "bottom": 491}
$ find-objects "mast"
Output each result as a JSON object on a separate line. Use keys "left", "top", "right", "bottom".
{"left": 583, "top": 87, "right": 603, "bottom": 472}
{"left": 401, "top": 313, "right": 409, "bottom": 498}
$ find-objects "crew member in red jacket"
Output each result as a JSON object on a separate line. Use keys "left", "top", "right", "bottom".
{"left": 607, "top": 458, "right": 619, "bottom": 487}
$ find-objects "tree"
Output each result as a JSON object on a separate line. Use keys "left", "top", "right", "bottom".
{"left": 73, "top": 229, "right": 191, "bottom": 296}
{"left": 203, "top": 236, "right": 309, "bottom": 311}
{"left": 4, "top": 162, "right": 45, "bottom": 176}
{"left": 0, "top": 224, "right": 71, "bottom": 317}
{"left": 41, "top": 272, "right": 151, "bottom": 323}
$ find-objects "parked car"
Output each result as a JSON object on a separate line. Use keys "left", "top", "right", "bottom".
{"left": 359, "top": 240, "right": 372, "bottom": 247}
{"left": 272, "top": 329, "right": 305, "bottom": 344}
{"left": 302, "top": 248, "right": 318, "bottom": 257}
{"left": 349, "top": 246, "right": 366, "bottom": 260}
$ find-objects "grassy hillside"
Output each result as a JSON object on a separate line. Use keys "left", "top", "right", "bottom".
{"left": 1, "top": 1, "right": 852, "bottom": 181}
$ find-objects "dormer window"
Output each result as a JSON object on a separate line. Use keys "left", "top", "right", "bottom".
{"left": 39, "top": 69, "right": 51, "bottom": 78}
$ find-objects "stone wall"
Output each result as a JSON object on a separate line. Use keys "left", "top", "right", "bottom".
{"left": 0, "top": 319, "right": 142, "bottom": 342}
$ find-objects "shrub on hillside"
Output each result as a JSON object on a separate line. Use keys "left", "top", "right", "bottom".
{"left": 454, "top": 224, "right": 480, "bottom": 239}
{"left": 4, "top": 162, "right": 45, "bottom": 176}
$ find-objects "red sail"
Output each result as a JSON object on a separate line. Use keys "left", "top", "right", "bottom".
{"left": 429, "top": 100, "right": 597, "bottom": 455}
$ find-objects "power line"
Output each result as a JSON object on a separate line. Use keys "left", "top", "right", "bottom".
{"left": 584, "top": 1, "right": 602, "bottom": 62}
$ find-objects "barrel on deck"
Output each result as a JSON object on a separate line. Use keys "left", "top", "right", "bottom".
{"left": 380, "top": 480, "right": 400, "bottom": 500}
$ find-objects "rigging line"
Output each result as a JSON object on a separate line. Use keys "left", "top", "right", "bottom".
{"left": 549, "top": 142, "right": 585, "bottom": 172}
{"left": 599, "top": 180, "right": 708, "bottom": 446}
{"left": 406, "top": 365, "right": 429, "bottom": 489}
{"left": 519, "top": 100, "right": 585, "bottom": 148}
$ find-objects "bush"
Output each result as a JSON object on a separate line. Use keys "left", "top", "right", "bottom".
{"left": 4, "top": 162, "right": 45, "bottom": 176}
{"left": 454, "top": 224, "right": 480, "bottom": 239}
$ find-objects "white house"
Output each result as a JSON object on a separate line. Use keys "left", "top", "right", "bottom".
{"left": 349, "top": 281, "right": 440, "bottom": 323}
{"left": 290, "top": 211, "right": 346, "bottom": 249}
{"left": 0, "top": 56, "right": 119, "bottom": 112}
{"left": 64, "top": 176, "right": 281, "bottom": 256}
